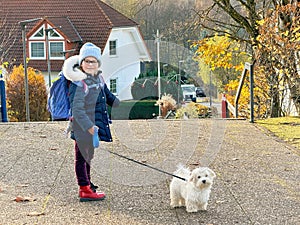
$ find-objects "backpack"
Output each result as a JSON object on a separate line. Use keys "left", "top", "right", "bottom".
{"left": 47, "top": 72, "right": 71, "bottom": 121}
{"left": 47, "top": 71, "right": 104, "bottom": 121}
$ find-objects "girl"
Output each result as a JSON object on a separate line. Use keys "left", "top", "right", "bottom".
{"left": 63, "top": 42, "right": 119, "bottom": 201}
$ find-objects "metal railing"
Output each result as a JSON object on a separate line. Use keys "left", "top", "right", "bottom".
{"left": 234, "top": 62, "right": 254, "bottom": 123}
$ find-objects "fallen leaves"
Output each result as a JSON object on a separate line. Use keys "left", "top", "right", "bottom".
{"left": 14, "top": 196, "right": 36, "bottom": 202}
{"left": 16, "top": 184, "right": 29, "bottom": 188}
{"left": 27, "top": 211, "right": 45, "bottom": 217}
{"left": 14, "top": 195, "right": 45, "bottom": 217}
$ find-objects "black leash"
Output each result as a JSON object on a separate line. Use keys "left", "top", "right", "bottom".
{"left": 106, "top": 150, "right": 187, "bottom": 181}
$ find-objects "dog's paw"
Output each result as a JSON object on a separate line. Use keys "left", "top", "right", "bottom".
{"left": 186, "top": 208, "right": 198, "bottom": 213}
{"left": 186, "top": 204, "right": 199, "bottom": 213}
{"left": 200, "top": 203, "right": 208, "bottom": 211}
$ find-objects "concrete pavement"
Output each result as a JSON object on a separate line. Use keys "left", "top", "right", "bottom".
{"left": 0, "top": 119, "right": 299, "bottom": 224}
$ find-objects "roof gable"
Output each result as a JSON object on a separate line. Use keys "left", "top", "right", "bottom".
{"left": 43, "top": 17, "right": 82, "bottom": 43}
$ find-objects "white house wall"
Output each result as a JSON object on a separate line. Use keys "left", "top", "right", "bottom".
{"left": 101, "top": 27, "right": 151, "bottom": 101}
{"left": 107, "top": 62, "right": 140, "bottom": 101}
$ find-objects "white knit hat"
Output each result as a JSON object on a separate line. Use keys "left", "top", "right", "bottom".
{"left": 78, "top": 42, "right": 102, "bottom": 66}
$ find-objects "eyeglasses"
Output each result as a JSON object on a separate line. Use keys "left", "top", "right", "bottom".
{"left": 83, "top": 59, "right": 98, "bottom": 65}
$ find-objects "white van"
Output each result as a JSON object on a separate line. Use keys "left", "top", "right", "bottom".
{"left": 181, "top": 84, "right": 196, "bottom": 101}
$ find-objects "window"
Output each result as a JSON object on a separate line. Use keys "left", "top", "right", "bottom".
{"left": 50, "top": 42, "right": 64, "bottom": 58}
{"left": 28, "top": 24, "right": 65, "bottom": 60}
{"left": 31, "top": 27, "right": 45, "bottom": 39}
{"left": 110, "top": 79, "right": 117, "bottom": 93}
{"left": 35, "top": 28, "right": 44, "bottom": 38}
{"left": 109, "top": 40, "right": 117, "bottom": 56}
{"left": 49, "top": 29, "right": 60, "bottom": 38}
{"left": 30, "top": 42, "right": 45, "bottom": 58}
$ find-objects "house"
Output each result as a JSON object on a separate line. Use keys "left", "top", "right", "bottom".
{"left": 2, "top": 0, "right": 151, "bottom": 100}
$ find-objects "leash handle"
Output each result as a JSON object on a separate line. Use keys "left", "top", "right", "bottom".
{"left": 107, "top": 150, "right": 187, "bottom": 182}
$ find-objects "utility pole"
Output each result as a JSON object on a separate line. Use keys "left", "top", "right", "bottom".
{"left": 154, "top": 30, "right": 162, "bottom": 118}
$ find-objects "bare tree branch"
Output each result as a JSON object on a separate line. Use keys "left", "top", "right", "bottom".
{"left": 134, "top": 0, "right": 160, "bottom": 16}
{"left": 0, "top": 14, "right": 17, "bottom": 65}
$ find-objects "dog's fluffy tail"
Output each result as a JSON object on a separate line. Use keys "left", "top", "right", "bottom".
{"left": 174, "top": 163, "right": 190, "bottom": 175}
{"left": 176, "top": 163, "right": 185, "bottom": 170}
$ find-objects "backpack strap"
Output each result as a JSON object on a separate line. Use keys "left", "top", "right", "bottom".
{"left": 73, "top": 80, "right": 88, "bottom": 95}
{"left": 88, "top": 83, "right": 101, "bottom": 89}
{"left": 99, "top": 75, "right": 105, "bottom": 89}
{"left": 72, "top": 80, "right": 101, "bottom": 96}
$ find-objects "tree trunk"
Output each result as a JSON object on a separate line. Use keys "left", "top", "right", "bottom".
{"left": 289, "top": 78, "right": 300, "bottom": 115}
{"left": 269, "top": 76, "right": 281, "bottom": 118}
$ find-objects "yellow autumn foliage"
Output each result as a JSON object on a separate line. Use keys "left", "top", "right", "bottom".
{"left": 191, "top": 34, "right": 247, "bottom": 72}
{"left": 6, "top": 65, "right": 50, "bottom": 121}
{"left": 192, "top": 30, "right": 276, "bottom": 118}
{"left": 224, "top": 68, "right": 269, "bottom": 118}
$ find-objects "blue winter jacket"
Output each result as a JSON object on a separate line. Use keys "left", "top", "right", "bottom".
{"left": 69, "top": 73, "right": 119, "bottom": 144}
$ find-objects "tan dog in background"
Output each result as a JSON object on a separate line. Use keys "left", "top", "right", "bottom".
{"left": 155, "top": 94, "right": 176, "bottom": 118}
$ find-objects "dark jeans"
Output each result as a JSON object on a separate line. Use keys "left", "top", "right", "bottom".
{"left": 75, "top": 141, "right": 95, "bottom": 186}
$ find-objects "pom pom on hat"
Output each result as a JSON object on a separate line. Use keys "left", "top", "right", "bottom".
{"left": 79, "top": 42, "right": 102, "bottom": 66}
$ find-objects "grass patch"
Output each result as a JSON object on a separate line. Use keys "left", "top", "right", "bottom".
{"left": 256, "top": 116, "right": 300, "bottom": 150}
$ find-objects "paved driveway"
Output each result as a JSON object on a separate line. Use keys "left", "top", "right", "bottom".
{"left": 0, "top": 120, "right": 299, "bottom": 224}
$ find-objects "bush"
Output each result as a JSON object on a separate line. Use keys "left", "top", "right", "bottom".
{"left": 6, "top": 65, "right": 49, "bottom": 121}
{"left": 176, "top": 102, "right": 210, "bottom": 119}
{"left": 109, "top": 100, "right": 158, "bottom": 120}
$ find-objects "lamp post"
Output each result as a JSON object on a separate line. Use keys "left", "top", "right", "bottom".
{"left": 19, "top": 18, "right": 42, "bottom": 122}
{"left": 61, "top": 49, "right": 76, "bottom": 60}
{"left": 177, "top": 60, "right": 184, "bottom": 105}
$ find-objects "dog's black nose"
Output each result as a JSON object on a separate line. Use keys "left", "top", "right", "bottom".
{"left": 202, "top": 180, "right": 206, "bottom": 184}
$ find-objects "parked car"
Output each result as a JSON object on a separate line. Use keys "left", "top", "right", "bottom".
{"left": 195, "top": 87, "right": 206, "bottom": 97}
{"left": 181, "top": 84, "right": 196, "bottom": 101}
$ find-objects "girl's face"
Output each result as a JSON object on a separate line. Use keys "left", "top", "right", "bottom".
{"left": 81, "top": 56, "right": 99, "bottom": 75}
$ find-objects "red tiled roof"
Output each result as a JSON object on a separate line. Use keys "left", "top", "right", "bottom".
{"left": 44, "top": 17, "right": 83, "bottom": 43}
{"left": 2, "top": 0, "right": 138, "bottom": 71}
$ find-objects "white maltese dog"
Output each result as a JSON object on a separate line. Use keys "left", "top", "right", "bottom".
{"left": 170, "top": 165, "right": 216, "bottom": 212}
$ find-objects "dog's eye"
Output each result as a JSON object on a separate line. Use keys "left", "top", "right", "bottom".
{"left": 198, "top": 176, "right": 201, "bottom": 179}
{"left": 205, "top": 174, "right": 208, "bottom": 177}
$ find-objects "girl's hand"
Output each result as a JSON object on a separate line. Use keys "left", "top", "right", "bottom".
{"left": 88, "top": 126, "right": 96, "bottom": 135}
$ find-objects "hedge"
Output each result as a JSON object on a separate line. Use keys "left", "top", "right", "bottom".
{"left": 108, "top": 100, "right": 158, "bottom": 120}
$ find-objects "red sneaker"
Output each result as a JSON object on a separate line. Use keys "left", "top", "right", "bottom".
{"left": 78, "top": 182, "right": 98, "bottom": 196}
{"left": 79, "top": 185, "right": 105, "bottom": 202}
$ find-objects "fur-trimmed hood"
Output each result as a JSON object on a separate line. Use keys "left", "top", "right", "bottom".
{"left": 62, "top": 55, "right": 101, "bottom": 82}
{"left": 62, "top": 55, "right": 86, "bottom": 82}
